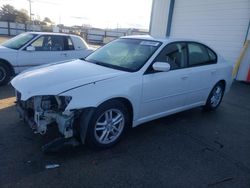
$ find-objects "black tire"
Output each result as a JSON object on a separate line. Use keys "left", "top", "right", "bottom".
{"left": 0, "top": 62, "right": 11, "bottom": 86}
{"left": 204, "top": 82, "right": 225, "bottom": 111}
{"left": 84, "top": 100, "right": 130, "bottom": 149}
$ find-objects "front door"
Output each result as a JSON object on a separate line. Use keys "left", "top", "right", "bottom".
{"left": 17, "top": 35, "right": 70, "bottom": 73}
{"left": 140, "top": 42, "right": 190, "bottom": 121}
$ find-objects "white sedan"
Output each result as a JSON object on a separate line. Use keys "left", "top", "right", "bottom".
{"left": 0, "top": 32, "right": 93, "bottom": 85}
{"left": 11, "top": 35, "right": 233, "bottom": 149}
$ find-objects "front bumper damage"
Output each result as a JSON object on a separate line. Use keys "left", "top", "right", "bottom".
{"left": 16, "top": 91, "right": 80, "bottom": 152}
{"left": 16, "top": 104, "right": 74, "bottom": 138}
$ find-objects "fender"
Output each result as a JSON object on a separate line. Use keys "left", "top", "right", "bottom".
{"left": 61, "top": 73, "right": 142, "bottom": 122}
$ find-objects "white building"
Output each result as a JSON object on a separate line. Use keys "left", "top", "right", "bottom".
{"left": 149, "top": 0, "right": 250, "bottom": 66}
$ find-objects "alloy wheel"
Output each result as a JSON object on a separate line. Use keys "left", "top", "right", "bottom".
{"left": 94, "top": 109, "right": 125, "bottom": 144}
{"left": 210, "top": 85, "right": 223, "bottom": 107}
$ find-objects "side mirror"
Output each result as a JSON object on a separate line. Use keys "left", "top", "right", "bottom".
{"left": 152, "top": 62, "right": 170, "bottom": 72}
{"left": 26, "top": 46, "right": 35, "bottom": 51}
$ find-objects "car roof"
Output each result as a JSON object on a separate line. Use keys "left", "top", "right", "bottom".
{"left": 26, "top": 31, "right": 78, "bottom": 37}
{"left": 121, "top": 35, "right": 206, "bottom": 44}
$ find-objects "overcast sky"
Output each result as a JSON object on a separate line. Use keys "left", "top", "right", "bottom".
{"left": 0, "top": 0, "right": 152, "bottom": 29}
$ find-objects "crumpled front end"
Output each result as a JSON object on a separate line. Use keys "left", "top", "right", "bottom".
{"left": 16, "top": 90, "right": 75, "bottom": 138}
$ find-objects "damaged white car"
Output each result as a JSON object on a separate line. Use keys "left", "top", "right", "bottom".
{"left": 11, "top": 35, "right": 233, "bottom": 149}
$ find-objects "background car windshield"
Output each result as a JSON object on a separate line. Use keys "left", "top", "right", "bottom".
{"left": 2, "top": 33, "right": 37, "bottom": 50}
{"left": 85, "top": 38, "right": 161, "bottom": 72}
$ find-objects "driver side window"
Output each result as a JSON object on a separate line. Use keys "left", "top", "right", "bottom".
{"left": 30, "top": 35, "right": 52, "bottom": 51}
{"left": 154, "top": 42, "right": 187, "bottom": 70}
{"left": 30, "top": 35, "right": 65, "bottom": 51}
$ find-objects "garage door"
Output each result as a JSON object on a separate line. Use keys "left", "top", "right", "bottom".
{"left": 170, "top": 0, "right": 250, "bottom": 64}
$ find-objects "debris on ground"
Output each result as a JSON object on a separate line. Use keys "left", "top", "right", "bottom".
{"left": 45, "top": 164, "right": 60, "bottom": 169}
{"left": 214, "top": 140, "right": 224, "bottom": 148}
{"left": 42, "top": 137, "right": 80, "bottom": 153}
{"left": 208, "top": 177, "right": 233, "bottom": 186}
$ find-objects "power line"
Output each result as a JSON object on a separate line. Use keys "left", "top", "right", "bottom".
{"left": 34, "top": 0, "right": 59, "bottom": 5}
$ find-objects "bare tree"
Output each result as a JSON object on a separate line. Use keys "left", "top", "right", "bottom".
{"left": 43, "top": 17, "right": 52, "bottom": 23}
{"left": 0, "top": 4, "right": 31, "bottom": 23}
{"left": 0, "top": 4, "right": 17, "bottom": 22}
{"left": 16, "top": 9, "right": 29, "bottom": 23}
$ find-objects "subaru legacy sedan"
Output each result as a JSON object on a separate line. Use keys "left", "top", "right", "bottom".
{"left": 11, "top": 35, "right": 233, "bottom": 149}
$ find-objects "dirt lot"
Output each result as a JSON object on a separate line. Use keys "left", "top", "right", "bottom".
{"left": 0, "top": 36, "right": 11, "bottom": 44}
{"left": 0, "top": 82, "right": 250, "bottom": 188}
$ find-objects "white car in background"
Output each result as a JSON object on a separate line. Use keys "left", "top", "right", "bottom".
{"left": 0, "top": 32, "right": 93, "bottom": 85}
{"left": 11, "top": 35, "right": 233, "bottom": 149}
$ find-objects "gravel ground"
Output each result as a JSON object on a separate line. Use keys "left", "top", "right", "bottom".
{"left": 0, "top": 82, "right": 250, "bottom": 188}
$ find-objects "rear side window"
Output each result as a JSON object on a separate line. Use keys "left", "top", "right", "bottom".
{"left": 187, "top": 43, "right": 217, "bottom": 67}
{"left": 207, "top": 48, "right": 217, "bottom": 62}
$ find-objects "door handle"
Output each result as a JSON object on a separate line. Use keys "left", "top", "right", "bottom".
{"left": 61, "top": 53, "right": 67, "bottom": 56}
{"left": 211, "top": 70, "right": 217, "bottom": 75}
{"left": 181, "top": 76, "right": 188, "bottom": 80}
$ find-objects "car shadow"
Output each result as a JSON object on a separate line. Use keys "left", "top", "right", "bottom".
{"left": 41, "top": 106, "right": 204, "bottom": 157}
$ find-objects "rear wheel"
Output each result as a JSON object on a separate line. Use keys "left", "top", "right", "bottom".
{"left": 84, "top": 101, "right": 129, "bottom": 149}
{"left": 0, "top": 63, "right": 11, "bottom": 86}
{"left": 204, "top": 82, "right": 225, "bottom": 111}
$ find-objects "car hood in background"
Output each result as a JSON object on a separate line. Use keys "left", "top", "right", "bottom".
{"left": 0, "top": 45, "right": 16, "bottom": 52}
{"left": 11, "top": 59, "right": 126, "bottom": 100}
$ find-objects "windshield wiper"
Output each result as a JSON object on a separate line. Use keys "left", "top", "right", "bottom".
{"left": 85, "top": 59, "right": 106, "bottom": 66}
{"left": 83, "top": 59, "right": 132, "bottom": 72}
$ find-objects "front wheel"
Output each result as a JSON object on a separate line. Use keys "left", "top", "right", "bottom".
{"left": 204, "top": 82, "right": 225, "bottom": 111}
{"left": 84, "top": 101, "right": 129, "bottom": 149}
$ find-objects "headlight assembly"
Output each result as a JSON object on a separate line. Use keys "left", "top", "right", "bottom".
{"left": 38, "top": 95, "right": 72, "bottom": 111}
{"left": 57, "top": 96, "right": 72, "bottom": 110}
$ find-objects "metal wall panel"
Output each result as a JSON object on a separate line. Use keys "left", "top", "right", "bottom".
{"left": 170, "top": 0, "right": 250, "bottom": 64}
{"left": 150, "top": 0, "right": 170, "bottom": 37}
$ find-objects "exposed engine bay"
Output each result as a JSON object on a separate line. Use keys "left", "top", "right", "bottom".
{"left": 16, "top": 91, "right": 74, "bottom": 138}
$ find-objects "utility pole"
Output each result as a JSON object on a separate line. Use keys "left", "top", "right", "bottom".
{"left": 28, "top": 0, "right": 32, "bottom": 23}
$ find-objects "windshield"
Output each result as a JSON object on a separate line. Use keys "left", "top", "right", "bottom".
{"left": 85, "top": 38, "right": 161, "bottom": 72}
{"left": 2, "top": 33, "right": 38, "bottom": 50}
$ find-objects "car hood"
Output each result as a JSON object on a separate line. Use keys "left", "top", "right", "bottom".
{"left": 0, "top": 45, "right": 16, "bottom": 52}
{"left": 11, "top": 59, "right": 126, "bottom": 100}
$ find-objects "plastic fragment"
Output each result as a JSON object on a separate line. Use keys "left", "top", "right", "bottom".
{"left": 45, "top": 164, "right": 60, "bottom": 169}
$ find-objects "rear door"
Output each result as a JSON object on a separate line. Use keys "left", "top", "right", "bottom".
{"left": 185, "top": 42, "right": 218, "bottom": 105}
{"left": 61, "top": 36, "right": 78, "bottom": 59}
{"left": 69, "top": 35, "right": 92, "bottom": 59}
